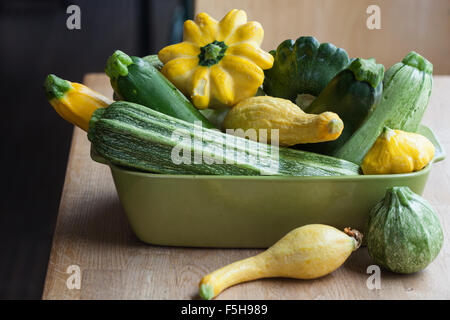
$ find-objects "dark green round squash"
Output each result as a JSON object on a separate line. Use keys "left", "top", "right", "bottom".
{"left": 262, "top": 36, "right": 350, "bottom": 102}
{"left": 366, "top": 186, "right": 444, "bottom": 274}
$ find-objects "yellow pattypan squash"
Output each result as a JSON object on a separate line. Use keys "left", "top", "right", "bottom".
{"left": 361, "top": 127, "right": 435, "bottom": 175}
{"left": 158, "top": 9, "right": 274, "bottom": 109}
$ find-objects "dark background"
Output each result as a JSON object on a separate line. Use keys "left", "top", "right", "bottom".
{"left": 0, "top": 0, "right": 192, "bottom": 299}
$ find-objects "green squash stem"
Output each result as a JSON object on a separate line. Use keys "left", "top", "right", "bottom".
{"left": 44, "top": 74, "right": 72, "bottom": 101}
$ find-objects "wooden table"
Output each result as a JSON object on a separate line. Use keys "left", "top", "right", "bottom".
{"left": 42, "top": 74, "right": 450, "bottom": 300}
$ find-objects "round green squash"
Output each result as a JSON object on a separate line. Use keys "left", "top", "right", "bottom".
{"left": 262, "top": 36, "right": 350, "bottom": 102}
{"left": 366, "top": 186, "right": 444, "bottom": 274}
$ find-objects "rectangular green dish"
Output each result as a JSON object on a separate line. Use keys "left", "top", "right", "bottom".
{"left": 91, "top": 125, "right": 445, "bottom": 248}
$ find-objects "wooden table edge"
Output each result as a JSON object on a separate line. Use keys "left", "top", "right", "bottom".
{"left": 42, "top": 127, "right": 80, "bottom": 300}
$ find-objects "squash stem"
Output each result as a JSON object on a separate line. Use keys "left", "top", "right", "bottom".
{"left": 344, "top": 227, "right": 363, "bottom": 250}
{"left": 402, "top": 51, "right": 433, "bottom": 74}
{"left": 347, "top": 58, "right": 384, "bottom": 88}
{"left": 199, "top": 283, "right": 215, "bottom": 300}
{"left": 382, "top": 126, "right": 396, "bottom": 141}
{"left": 44, "top": 74, "right": 72, "bottom": 101}
{"left": 390, "top": 186, "right": 412, "bottom": 207}
{"left": 198, "top": 40, "right": 228, "bottom": 66}
{"left": 328, "top": 118, "right": 344, "bottom": 135}
{"left": 105, "top": 50, "right": 133, "bottom": 79}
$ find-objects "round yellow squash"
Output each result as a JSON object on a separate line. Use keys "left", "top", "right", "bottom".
{"left": 361, "top": 127, "right": 435, "bottom": 174}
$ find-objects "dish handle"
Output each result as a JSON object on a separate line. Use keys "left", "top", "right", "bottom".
{"left": 417, "top": 125, "right": 446, "bottom": 163}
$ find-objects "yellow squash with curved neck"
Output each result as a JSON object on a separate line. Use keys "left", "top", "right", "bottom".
{"left": 199, "top": 224, "right": 362, "bottom": 300}
{"left": 223, "top": 96, "right": 344, "bottom": 147}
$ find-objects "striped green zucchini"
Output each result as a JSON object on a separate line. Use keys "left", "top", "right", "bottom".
{"left": 88, "top": 101, "right": 360, "bottom": 176}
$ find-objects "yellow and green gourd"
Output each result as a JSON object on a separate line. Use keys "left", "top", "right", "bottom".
{"left": 44, "top": 74, "right": 112, "bottom": 131}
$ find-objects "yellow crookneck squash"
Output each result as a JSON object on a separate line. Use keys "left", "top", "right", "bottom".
{"left": 158, "top": 9, "right": 274, "bottom": 109}
{"left": 223, "top": 96, "right": 344, "bottom": 147}
{"left": 361, "top": 127, "right": 435, "bottom": 174}
{"left": 199, "top": 224, "right": 362, "bottom": 300}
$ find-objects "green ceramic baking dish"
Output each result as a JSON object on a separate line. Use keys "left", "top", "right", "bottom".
{"left": 91, "top": 125, "right": 445, "bottom": 248}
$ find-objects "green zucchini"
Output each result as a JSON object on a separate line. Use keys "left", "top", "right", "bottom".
{"left": 301, "top": 58, "right": 384, "bottom": 155}
{"left": 88, "top": 101, "right": 360, "bottom": 176}
{"left": 105, "top": 50, "right": 214, "bottom": 129}
{"left": 334, "top": 51, "right": 433, "bottom": 164}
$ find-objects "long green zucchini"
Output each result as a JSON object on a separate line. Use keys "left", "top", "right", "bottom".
{"left": 88, "top": 101, "right": 360, "bottom": 176}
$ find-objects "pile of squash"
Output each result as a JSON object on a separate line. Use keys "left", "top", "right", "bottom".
{"left": 44, "top": 9, "right": 444, "bottom": 299}
{"left": 46, "top": 9, "right": 437, "bottom": 176}
{"left": 159, "top": 10, "right": 436, "bottom": 175}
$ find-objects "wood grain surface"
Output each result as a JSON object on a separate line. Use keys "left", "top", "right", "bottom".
{"left": 195, "top": 0, "right": 450, "bottom": 74}
{"left": 42, "top": 74, "right": 450, "bottom": 300}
